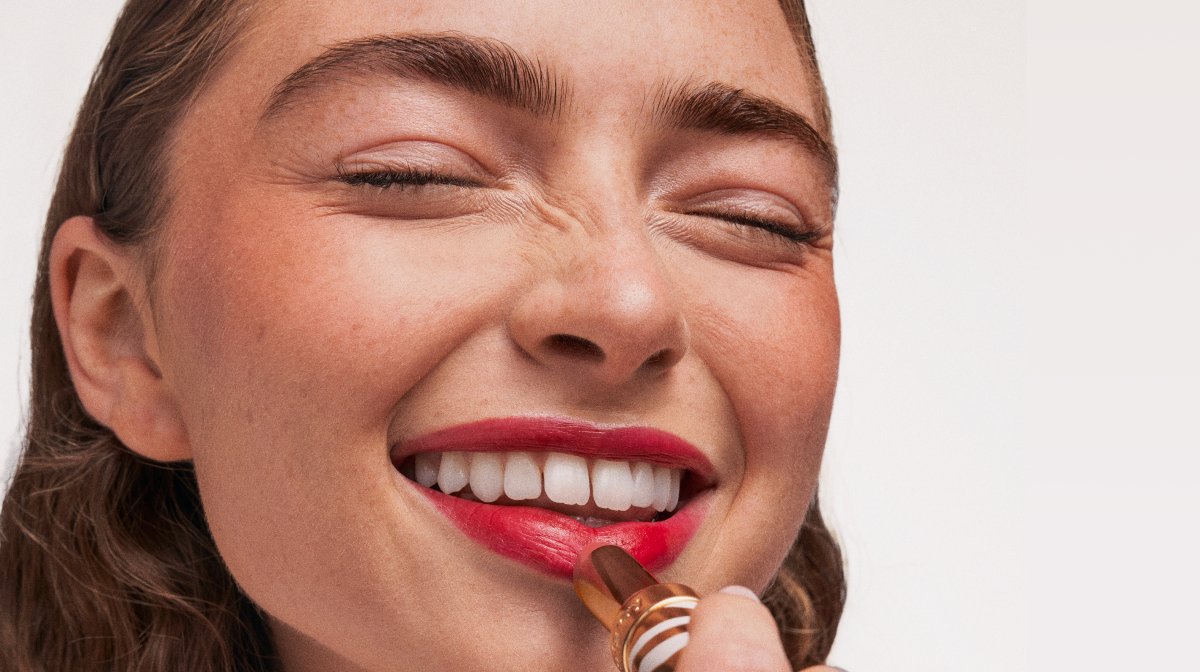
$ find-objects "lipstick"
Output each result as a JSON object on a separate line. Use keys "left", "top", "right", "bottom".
{"left": 395, "top": 417, "right": 714, "bottom": 578}
{"left": 574, "top": 543, "right": 699, "bottom": 672}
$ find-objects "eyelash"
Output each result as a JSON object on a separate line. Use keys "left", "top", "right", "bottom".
{"left": 336, "top": 168, "right": 478, "bottom": 190}
{"left": 693, "top": 211, "right": 824, "bottom": 246}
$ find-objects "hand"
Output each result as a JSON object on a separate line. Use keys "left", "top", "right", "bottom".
{"left": 675, "top": 586, "right": 840, "bottom": 672}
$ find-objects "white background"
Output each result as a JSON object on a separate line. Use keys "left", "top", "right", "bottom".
{"left": 1, "top": 1, "right": 1196, "bottom": 669}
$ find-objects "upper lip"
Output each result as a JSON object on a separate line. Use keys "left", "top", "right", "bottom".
{"left": 390, "top": 415, "right": 717, "bottom": 488}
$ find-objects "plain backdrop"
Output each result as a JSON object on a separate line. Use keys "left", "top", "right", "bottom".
{"left": 1, "top": 1, "right": 1196, "bottom": 670}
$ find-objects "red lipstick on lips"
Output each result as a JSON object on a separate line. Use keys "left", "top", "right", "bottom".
{"left": 392, "top": 416, "right": 715, "bottom": 579}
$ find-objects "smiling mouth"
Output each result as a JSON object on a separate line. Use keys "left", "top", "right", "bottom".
{"left": 391, "top": 417, "right": 713, "bottom": 529}
{"left": 397, "top": 451, "right": 690, "bottom": 527}
{"left": 390, "top": 417, "right": 715, "bottom": 576}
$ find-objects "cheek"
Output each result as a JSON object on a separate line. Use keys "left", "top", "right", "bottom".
{"left": 152, "top": 206, "right": 526, "bottom": 587}
{"left": 679, "top": 255, "right": 839, "bottom": 587}
{"left": 160, "top": 208, "right": 520, "bottom": 425}
{"left": 685, "top": 256, "right": 839, "bottom": 453}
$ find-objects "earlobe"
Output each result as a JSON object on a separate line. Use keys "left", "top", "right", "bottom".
{"left": 50, "top": 216, "right": 192, "bottom": 462}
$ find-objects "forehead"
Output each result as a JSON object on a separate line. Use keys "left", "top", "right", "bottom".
{"left": 204, "top": 0, "right": 818, "bottom": 129}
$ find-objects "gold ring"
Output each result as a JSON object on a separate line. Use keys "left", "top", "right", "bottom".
{"left": 610, "top": 583, "right": 699, "bottom": 672}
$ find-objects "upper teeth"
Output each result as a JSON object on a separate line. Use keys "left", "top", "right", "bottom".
{"left": 413, "top": 451, "right": 682, "bottom": 513}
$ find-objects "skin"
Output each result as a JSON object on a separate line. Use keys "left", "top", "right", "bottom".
{"left": 49, "top": 0, "right": 840, "bottom": 670}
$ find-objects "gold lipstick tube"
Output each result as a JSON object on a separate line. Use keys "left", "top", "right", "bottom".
{"left": 574, "top": 544, "right": 699, "bottom": 672}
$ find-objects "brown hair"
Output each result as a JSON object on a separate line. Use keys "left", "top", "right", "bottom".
{"left": 0, "top": 1, "right": 842, "bottom": 670}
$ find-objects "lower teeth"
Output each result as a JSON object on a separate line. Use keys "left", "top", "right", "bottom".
{"left": 572, "top": 516, "right": 616, "bottom": 528}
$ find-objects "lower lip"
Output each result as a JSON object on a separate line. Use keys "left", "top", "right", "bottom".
{"left": 418, "top": 487, "right": 708, "bottom": 579}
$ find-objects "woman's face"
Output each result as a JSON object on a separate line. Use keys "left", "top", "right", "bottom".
{"left": 153, "top": 0, "right": 837, "bottom": 669}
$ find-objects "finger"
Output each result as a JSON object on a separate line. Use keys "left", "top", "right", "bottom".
{"left": 675, "top": 586, "right": 791, "bottom": 672}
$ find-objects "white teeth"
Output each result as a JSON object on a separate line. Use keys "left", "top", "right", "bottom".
{"left": 415, "top": 452, "right": 440, "bottom": 488}
{"left": 503, "top": 452, "right": 541, "bottom": 500}
{"left": 543, "top": 453, "right": 591, "bottom": 506}
{"left": 437, "top": 451, "right": 469, "bottom": 495}
{"left": 591, "top": 459, "right": 634, "bottom": 511}
{"left": 417, "top": 450, "right": 683, "bottom": 514}
{"left": 469, "top": 452, "right": 504, "bottom": 503}
{"left": 652, "top": 465, "right": 672, "bottom": 512}
{"left": 630, "top": 461, "right": 655, "bottom": 508}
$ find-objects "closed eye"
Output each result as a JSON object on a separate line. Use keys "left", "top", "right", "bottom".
{"left": 335, "top": 167, "right": 481, "bottom": 190}
{"left": 327, "top": 163, "right": 492, "bottom": 221}
{"left": 691, "top": 210, "right": 827, "bottom": 246}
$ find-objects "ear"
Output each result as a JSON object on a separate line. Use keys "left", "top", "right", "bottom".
{"left": 50, "top": 216, "right": 191, "bottom": 462}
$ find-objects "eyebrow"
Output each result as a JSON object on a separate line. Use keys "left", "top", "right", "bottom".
{"left": 262, "top": 33, "right": 567, "bottom": 120}
{"left": 653, "top": 81, "right": 837, "bottom": 179}
{"left": 261, "top": 34, "right": 836, "bottom": 191}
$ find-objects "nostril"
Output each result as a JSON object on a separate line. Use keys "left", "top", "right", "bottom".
{"left": 546, "top": 334, "right": 605, "bottom": 361}
{"left": 643, "top": 349, "right": 670, "bottom": 368}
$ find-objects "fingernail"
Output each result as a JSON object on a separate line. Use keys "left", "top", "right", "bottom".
{"left": 717, "top": 585, "right": 760, "bottom": 603}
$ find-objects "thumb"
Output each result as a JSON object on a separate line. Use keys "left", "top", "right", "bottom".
{"left": 675, "top": 586, "right": 791, "bottom": 672}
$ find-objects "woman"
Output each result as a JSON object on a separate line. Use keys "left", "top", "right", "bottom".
{"left": 0, "top": 0, "right": 845, "bottom": 670}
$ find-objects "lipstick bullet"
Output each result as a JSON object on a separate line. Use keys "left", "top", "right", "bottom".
{"left": 574, "top": 543, "right": 699, "bottom": 672}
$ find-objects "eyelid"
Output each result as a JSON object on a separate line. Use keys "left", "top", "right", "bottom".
{"left": 332, "top": 140, "right": 496, "bottom": 186}
{"left": 677, "top": 188, "right": 805, "bottom": 219}
{"left": 669, "top": 189, "right": 818, "bottom": 242}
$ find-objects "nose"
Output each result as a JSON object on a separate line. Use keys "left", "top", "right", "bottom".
{"left": 508, "top": 234, "right": 688, "bottom": 387}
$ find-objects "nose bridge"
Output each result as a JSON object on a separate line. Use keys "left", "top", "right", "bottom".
{"left": 509, "top": 203, "right": 689, "bottom": 386}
